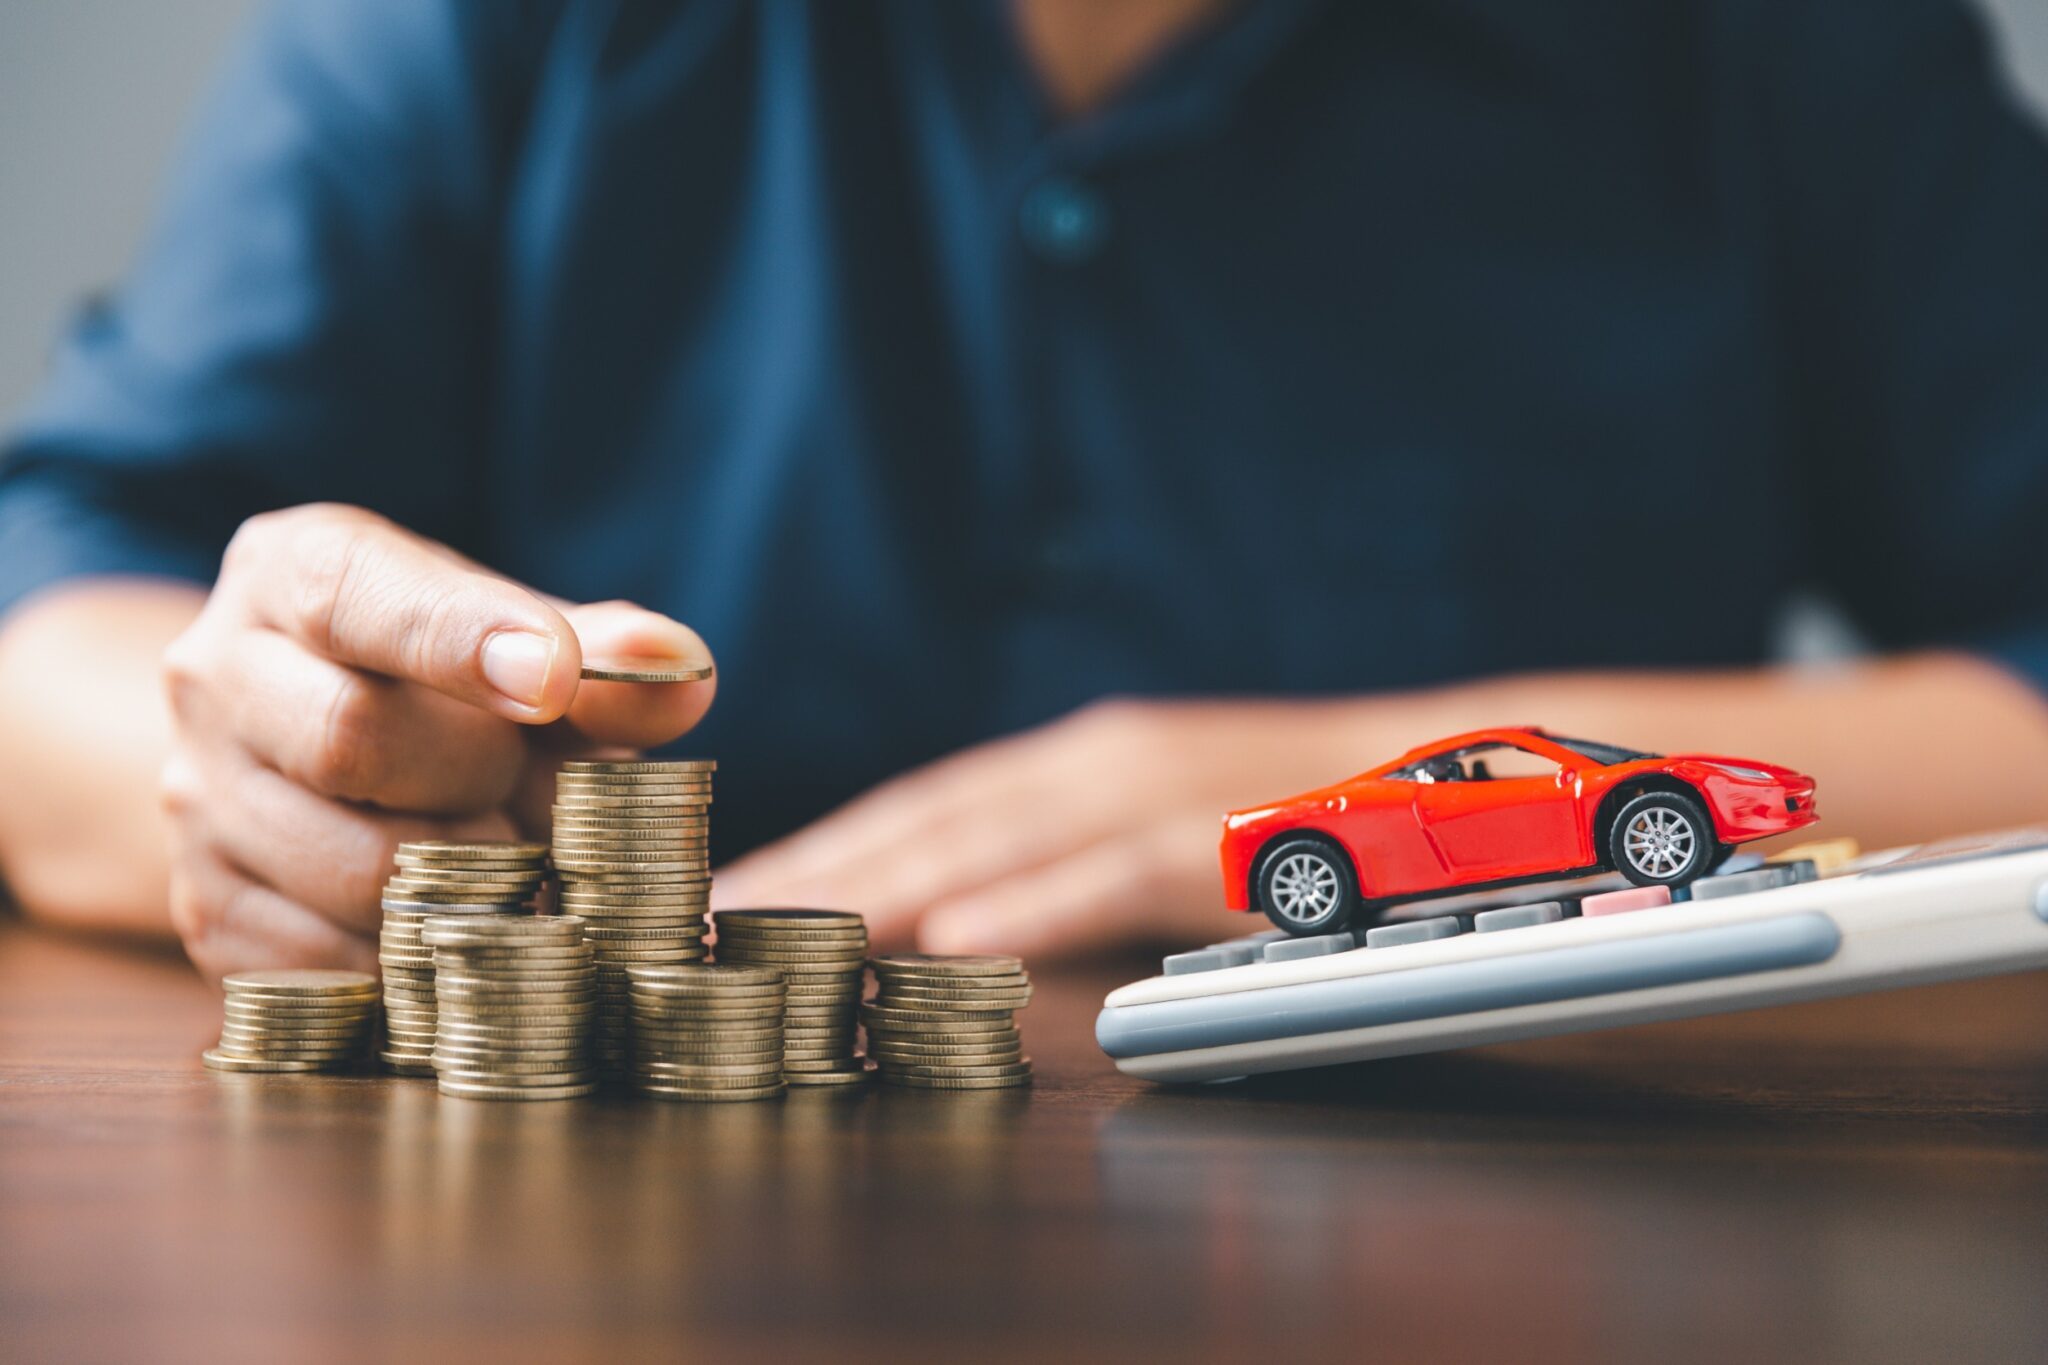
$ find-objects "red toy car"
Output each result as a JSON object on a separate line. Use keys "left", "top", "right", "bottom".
{"left": 1222, "top": 727, "right": 1818, "bottom": 935}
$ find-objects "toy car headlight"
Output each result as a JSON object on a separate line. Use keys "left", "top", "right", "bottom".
{"left": 1707, "top": 763, "right": 1774, "bottom": 781}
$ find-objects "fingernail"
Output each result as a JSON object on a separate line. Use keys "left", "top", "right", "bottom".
{"left": 481, "top": 630, "right": 555, "bottom": 708}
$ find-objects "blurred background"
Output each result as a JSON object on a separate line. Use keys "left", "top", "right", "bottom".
{"left": 4, "top": 0, "right": 2047, "bottom": 424}
{"left": 3, "top": 0, "right": 2047, "bottom": 661}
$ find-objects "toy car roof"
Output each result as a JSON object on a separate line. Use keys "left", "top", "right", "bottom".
{"left": 1391, "top": 726, "right": 1558, "bottom": 764}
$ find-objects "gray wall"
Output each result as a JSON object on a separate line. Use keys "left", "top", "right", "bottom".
{"left": 2, "top": 0, "right": 2047, "bottom": 422}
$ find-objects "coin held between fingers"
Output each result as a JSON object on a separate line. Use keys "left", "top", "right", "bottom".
{"left": 579, "top": 660, "right": 716, "bottom": 684}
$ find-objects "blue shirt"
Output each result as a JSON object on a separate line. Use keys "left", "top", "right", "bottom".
{"left": 6, "top": 0, "right": 2048, "bottom": 858}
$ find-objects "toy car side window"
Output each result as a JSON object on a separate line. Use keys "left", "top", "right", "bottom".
{"left": 1460, "top": 744, "right": 1563, "bottom": 781}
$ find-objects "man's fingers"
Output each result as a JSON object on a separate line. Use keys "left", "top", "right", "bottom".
{"left": 172, "top": 850, "right": 378, "bottom": 985}
{"left": 218, "top": 629, "right": 529, "bottom": 811}
{"left": 228, "top": 505, "right": 581, "bottom": 721}
{"left": 205, "top": 755, "right": 518, "bottom": 929}
{"left": 717, "top": 730, "right": 1073, "bottom": 904}
{"left": 559, "top": 600, "right": 717, "bottom": 747}
{"left": 917, "top": 821, "right": 1235, "bottom": 959}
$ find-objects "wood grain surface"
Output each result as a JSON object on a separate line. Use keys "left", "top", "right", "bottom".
{"left": 4, "top": 919, "right": 2046, "bottom": 1364}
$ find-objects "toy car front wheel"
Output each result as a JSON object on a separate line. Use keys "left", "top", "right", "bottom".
{"left": 1256, "top": 837, "right": 1359, "bottom": 936}
{"left": 1608, "top": 790, "right": 1714, "bottom": 888}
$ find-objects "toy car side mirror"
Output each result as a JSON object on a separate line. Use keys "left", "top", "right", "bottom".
{"left": 1555, "top": 767, "right": 1579, "bottom": 788}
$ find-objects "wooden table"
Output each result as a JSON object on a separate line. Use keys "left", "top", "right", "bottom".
{"left": 4, "top": 919, "right": 2047, "bottom": 1364}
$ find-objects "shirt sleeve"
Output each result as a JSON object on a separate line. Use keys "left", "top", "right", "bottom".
{"left": 1769, "top": 0, "right": 2048, "bottom": 694}
{"left": 0, "top": 0, "right": 552, "bottom": 619}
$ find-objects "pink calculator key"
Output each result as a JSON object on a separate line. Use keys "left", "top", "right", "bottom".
{"left": 1580, "top": 885, "right": 1673, "bottom": 917}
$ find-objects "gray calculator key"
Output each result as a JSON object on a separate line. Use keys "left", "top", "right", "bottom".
{"left": 1365, "top": 915, "right": 1468, "bottom": 948}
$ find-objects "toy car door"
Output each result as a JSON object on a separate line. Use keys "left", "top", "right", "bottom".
{"left": 1409, "top": 742, "right": 1586, "bottom": 881}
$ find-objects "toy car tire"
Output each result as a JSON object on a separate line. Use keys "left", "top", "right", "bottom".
{"left": 1255, "top": 837, "right": 1359, "bottom": 936}
{"left": 1607, "top": 789, "right": 1715, "bottom": 888}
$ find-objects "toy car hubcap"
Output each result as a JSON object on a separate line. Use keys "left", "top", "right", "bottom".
{"left": 1270, "top": 852, "right": 1341, "bottom": 924}
{"left": 1623, "top": 807, "right": 1695, "bottom": 880}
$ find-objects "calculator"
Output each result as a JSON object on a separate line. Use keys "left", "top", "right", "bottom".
{"left": 1095, "top": 830, "right": 2048, "bottom": 1083}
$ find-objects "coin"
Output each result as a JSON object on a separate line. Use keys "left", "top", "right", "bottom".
{"left": 577, "top": 661, "right": 716, "bottom": 683}
{"left": 639, "top": 1082, "right": 786, "bottom": 1102}
{"left": 202, "top": 1047, "right": 329, "bottom": 1074}
{"left": 860, "top": 1005, "right": 1017, "bottom": 1025}
{"left": 222, "top": 968, "right": 378, "bottom": 995}
{"left": 870, "top": 953, "right": 1024, "bottom": 978}
{"left": 783, "top": 1067, "right": 874, "bottom": 1088}
{"left": 862, "top": 953, "right": 1034, "bottom": 1090}
{"left": 397, "top": 840, "right": 549, "bottom": 862}
{"left": 711, "top": 910, "right": 868, "bottom": 1084}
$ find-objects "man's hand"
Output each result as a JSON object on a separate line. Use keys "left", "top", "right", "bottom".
{"left": 714, "top": 697, "right": 1384, "bottom": 958}
{"left": 159, "top": 504, "right": 714, "bottom": 982}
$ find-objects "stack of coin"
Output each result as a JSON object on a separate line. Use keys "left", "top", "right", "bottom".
{"left": 377, "top": 841, "right": 549, "bottom": 1076}
{"left": 712, "top": 909, "right": 870, "bottom": 1086}
{"left": 863, "top": 954, "right": 1034, "bottom": 1090}
{"left": 626, "top": 964, "right": 786, "bottom": 1101}
{"left": 423, "top": 914, "right": 596, "bottom": 1101}
{"left": 203, "top": 969, "right": 381, "bottom": 1073}
{"left": 551, "top": 760, "right": 714, "bottom": 1079}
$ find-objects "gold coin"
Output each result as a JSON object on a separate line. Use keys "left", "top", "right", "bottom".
{"left": 862, "top": 1021, "right": 1021, "bottom": 1040}
{"left": 202, "top": 1047, "right": 332, "bottom": 1073}
{"left": 884, "top": 1059, "right": 1033, "bottom": 1078}
{"left": 222, "top": 999, "right": 375, "bottom": 1017}
{"left": 713, "top": 909, "right": 865, "bottom": 930}
{"left": 874, "top": 972, "right": 1030, "bottom": 993}
{"left": 382, "top": 882, "right": 537, "bottom": 905}
{"left": 630, "top": 964, "right": 782, "bottom": 989}
{"left": 784, "top": 1068, "right": 872, "bottom": 1087}
{"left": 421, "top": 923, "right": 582, "bottom": 948}
{"left": 396, "top": 841, "right": 549, "bottom": 861}
{"left": 577, "top": 661, "right": 715, "bottom": 683}
{"left": 561, "top": 757, "right": 715, "bottom": 773}
{"left": 221, "top": 968, "right": 378, "bottom": 994}
{"left": 555, "top": 780, "right": 713, "bottom": 793}
{"left": 780, "top": 1056, "right": 868, "bottom": 1073}
{"left": 553, "top": 791, "right": 713, "bottom": 807}
{"left": 867, "top": 1040, "right": 1023, "bottom": 1059}
{"left": 860, "top": 1005, "right": 1016, "bottom": 1025}
{"left": 637, "top": 1082, "right": 785, "bottom": 1102}
{"left": 870, "top": 953, "right": 1025, "bottom": 977}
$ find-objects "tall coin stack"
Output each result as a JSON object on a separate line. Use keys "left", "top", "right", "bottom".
{"left": 551, "top": 760, "right": 715, "bottom": 1080}
{"left": 377, "top": 840, "right": 549, "bottom": 1076}
{"left": 204, "top": 969, "right": 380, "bottom": 1073}
{"left": 423, "top": 914, "right": 597, "bottom": 1101}
{"left": 626, "top": 964, "right": 787, "bottom": 1101}
{"left": 862, "top": 955, "right": 1034, "bottom": 1090}
{"left": 712, "top": 909, "right": 870, "bottom": 1086}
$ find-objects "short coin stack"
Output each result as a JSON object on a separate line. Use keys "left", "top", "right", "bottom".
{"left": 863, "top": 954, "right": 1034, "bottom": 1090}
{"left": 712, "top": 909, "right": 870, "bottom": 1087}
{"left": 423, "top": 914, "right": 597, "bottom": 1100}
{"left": 378, "top": 841, "right": 549, "bottom": 1076}
{"left": 204, "top": 969, "right": 380, "bottom": 1073}
{"left": 551, "top": 761, "right": 714, "bottom": 1079}
{"left": 626, "top": 964, "right": 787, "bottom": 1101}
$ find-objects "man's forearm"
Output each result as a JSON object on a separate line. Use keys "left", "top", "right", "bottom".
{"left": 1418, "top": 652, "right": 2048, "bottom": 854}
{"left": 0, "top": 578, "right": 203, "bottom": 938}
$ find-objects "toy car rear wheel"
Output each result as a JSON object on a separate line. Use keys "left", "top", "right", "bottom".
{"left": 1608, "top": 790, "right": 1714, "bottom": 888}
{"left": 1256, "top": 837, "right": 1358, "bottom": 936}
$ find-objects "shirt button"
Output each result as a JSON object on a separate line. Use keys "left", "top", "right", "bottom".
{"left": 1019, "top": 177, "right": 1110, "bottom": 263}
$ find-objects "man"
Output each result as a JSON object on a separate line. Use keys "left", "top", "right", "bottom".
{"left": 3, "top": 0, "right": 2048, "bottom": 982}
